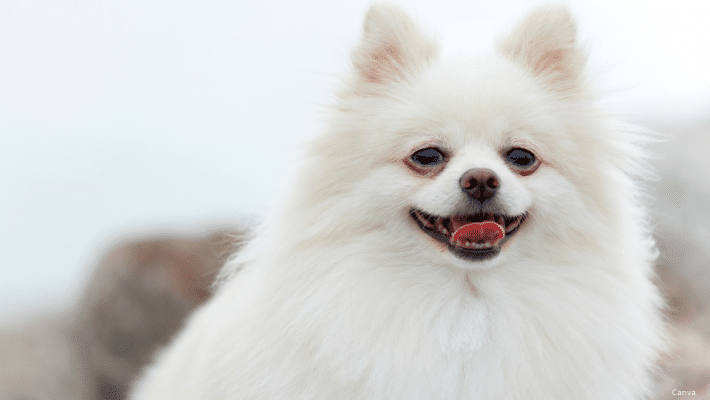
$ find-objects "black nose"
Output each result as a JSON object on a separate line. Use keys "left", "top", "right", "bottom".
{"left": 460, "top": 168, "right": 499, "bottom": 204}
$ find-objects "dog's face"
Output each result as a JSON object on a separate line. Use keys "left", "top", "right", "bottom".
{"left": 298, "top": 6, "right": 613, "bottom": 271}
{"left": 364, "top": 62, "right": 578, "bottom": 271}
{"left": 406, "top": 124, "right": 535, "bottom": 263}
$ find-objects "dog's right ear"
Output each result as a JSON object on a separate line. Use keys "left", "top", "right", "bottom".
{"left": 350, "top": 4, "right": 438, "bottom": 91}
{"left": 497, "top": 7, "right": 586, "bottom": 93}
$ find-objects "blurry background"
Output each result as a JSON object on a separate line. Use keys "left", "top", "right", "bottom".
{"left": 1, "top": 0, "right": 708, "bottom": 319}
{"left": 1, "top": 0, "right": 709, "bottom": 398}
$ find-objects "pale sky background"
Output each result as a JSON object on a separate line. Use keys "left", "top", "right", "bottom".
{"left": 1, "top": 0, "right": 709, "bottom": 320}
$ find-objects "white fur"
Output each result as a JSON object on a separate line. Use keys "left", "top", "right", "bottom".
{"left": 132, "top": 5, "right": 667, "bottom": 399}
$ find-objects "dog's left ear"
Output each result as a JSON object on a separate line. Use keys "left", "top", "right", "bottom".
{"left": 498, "top": 7, "right": 585, "bottom": 92}
{"left": 350, "top": 4, "right": 438, "bottom": 91}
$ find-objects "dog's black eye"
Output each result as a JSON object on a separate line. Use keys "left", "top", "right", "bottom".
{"left": 411, "top": 148, "right": 445, "bottom": 166}
{"left": 506, "top": 148, "right": 536, "bottom": 169}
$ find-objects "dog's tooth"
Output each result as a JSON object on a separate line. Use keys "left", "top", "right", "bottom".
{"left": 435, "top": 218, "right": 446, "bottom": 233}
{"left": 417, "top": 212, "right": 435, "bottom": 228}
{"left": 470, "top": 242, "right": 492, "bottom": 250}
{"left": 506, "top": 218, "right": 520, "bottom": 233}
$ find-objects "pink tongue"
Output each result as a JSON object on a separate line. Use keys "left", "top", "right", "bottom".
{"left": 451, "top": 220, "right": 505, "bottom": 245}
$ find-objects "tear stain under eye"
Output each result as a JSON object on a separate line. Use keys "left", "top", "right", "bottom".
{"left": 402, "top": 141, "right": 450, "bottom": 177}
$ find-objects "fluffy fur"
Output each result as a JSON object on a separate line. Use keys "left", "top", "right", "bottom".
{"left": 132, "top": 5, "right": 667, "bottom": 399}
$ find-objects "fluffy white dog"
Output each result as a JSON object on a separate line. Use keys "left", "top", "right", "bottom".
{"left": 133, "top": 5, "right": 667, "bottom": 399}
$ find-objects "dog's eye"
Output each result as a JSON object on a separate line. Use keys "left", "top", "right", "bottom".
{"left": 411, "top": 148, "right": 445, "bottom": 166}
{"left": 506, "top": 148, "right": 537, "bottom": 170}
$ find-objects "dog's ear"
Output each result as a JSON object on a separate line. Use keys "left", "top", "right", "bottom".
{"left": 498, "top": 7, "right": 585, "bottom": 92}
{"left": 351, "top": 4, "right": 438, "bottom": 89}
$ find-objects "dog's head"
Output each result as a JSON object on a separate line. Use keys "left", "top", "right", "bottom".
{"left": 287, "top": 5, "right": 636, "bottom": 271}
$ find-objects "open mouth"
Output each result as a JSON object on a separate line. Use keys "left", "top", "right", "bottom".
{"left": 410, "top": 209, "right": 527, "bottom": 260}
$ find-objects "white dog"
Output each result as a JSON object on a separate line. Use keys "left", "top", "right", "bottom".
{"left": 133, "top": 5, "right": 667, "bottom": 399}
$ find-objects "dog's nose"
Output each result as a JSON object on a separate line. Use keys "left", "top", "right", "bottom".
{"left": 460, "top": 168, "right": 499, "bottom": 204}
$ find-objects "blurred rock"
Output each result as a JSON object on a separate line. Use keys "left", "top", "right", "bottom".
{"left": 0, "top": 316, "right": 88, "bottom": 399}
{"left": 652, "top": 117, "right": 710, "bottom": 399}
{"left": 0, "top": 228, "right": 246, "bottom": 400}
{"left": 655, "top": 264, "right": 710, "bottom": 399}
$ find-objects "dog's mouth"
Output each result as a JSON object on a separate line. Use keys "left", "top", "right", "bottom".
{"left": 410, "top": 209, "right": 527, "bottom": 260}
